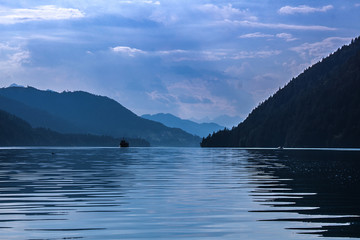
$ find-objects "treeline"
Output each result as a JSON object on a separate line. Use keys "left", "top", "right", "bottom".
{"left": 202, "top": 36, "right": 360, "bottom": 148}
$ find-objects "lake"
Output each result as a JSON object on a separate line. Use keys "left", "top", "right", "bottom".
{"left": 0, "top": 147, "right": 359, "bottom": 240}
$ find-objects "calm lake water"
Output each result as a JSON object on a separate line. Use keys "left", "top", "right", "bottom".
{"left": 0, "top": 147, "right": 360, "bottom": 240}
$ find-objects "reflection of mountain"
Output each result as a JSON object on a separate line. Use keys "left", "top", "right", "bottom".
{"left": 0, "top": 86, "right": 200, "bottom": 147}
{"left": 142, "top": 113, "right": 224, "bottom": 137}
{"left": 246, "top": 149, "right": 360, "bottom": 238}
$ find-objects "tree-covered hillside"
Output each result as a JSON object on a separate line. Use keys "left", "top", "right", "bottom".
{"left": 0, "top": 109, "right": 149, "bottom": 147}
{"left": 0, "top": 87, "right": 200, "bottom": 147}
{"left": 0, "top": 94, "right": 80, "bottom": 133}
{"left": 201, "top": 37, "right": 360, "bottom": 148}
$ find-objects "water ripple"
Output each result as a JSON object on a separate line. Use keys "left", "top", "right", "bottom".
{"left": 0, "top": 147, "right": 359, "bottom": 239}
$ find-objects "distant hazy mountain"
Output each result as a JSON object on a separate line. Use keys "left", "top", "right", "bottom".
{"left": 142, "top": 113, "right": 225, "bottom": 137}
{"left": 0, "top": 86, "right": 200, "bottom": 147}
{"left": 191, "top": 115, "right": 242, "bottom": 129}
{"left": 202, "top": 37, "right": 360, "bottom": 148}
{"left": 0, "top": 109, "right": 149, "bottom": 147}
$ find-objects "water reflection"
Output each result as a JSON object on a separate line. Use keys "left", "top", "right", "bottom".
{"left": 246, "top": 149, "right": 360, "bottom": 238}
{"left": 0, "top": 147, "right": 359, "bottom": 239}
{"left": 0, "top": 148, "right": 133, "bottom": 240}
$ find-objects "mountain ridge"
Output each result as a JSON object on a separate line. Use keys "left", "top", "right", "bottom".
{"left": 142, "top": 113, "right": 224, "bottom": 137}
{"left": 0, "top": 86, "right": 201, "bottom": 147}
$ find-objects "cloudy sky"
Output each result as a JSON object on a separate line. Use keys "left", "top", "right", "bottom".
{"left": 0, "top": 1, "right": 359, "bottom": 126}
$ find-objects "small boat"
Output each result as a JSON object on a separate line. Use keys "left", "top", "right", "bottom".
{"left": 277, "top": 146, "right": 284, "bottom": 150}
{"left": 120, "top": 139, "right": 129, "bottom": 147}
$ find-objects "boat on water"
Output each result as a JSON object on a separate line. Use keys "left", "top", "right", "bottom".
{"left": 120, "top": 139, "right": 129, "bottom": 147}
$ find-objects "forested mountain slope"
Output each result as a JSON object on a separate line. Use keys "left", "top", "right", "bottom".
{"left": 0, "top": 109, "right": 149, "bottom": 147}
{"left": 201, "top": 37, "right": 360, "bottom": 148}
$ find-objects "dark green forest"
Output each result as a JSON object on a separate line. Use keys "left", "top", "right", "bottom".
{"left": 0, "top": 110, "right": 149, "bottom": 147}
{"left": 201, "top": 36, "right": 360, "bottom": 148}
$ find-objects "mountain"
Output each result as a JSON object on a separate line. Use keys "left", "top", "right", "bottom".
{"left": 201, "top": 37, "right": 360, "bottom": 148}
{"left": 9, "top": 83, "right": 25, "bottom": 88}
{"left": 190, "top": 115, "right": 242, "bottom": 129}
{"left": 0, "top": 94, "right": 80, "bottom": 133}
{"left": 142, "top": 113, "right": 224, "bottom": 137}
{"left": 0, "top": 86, "right": 201, "bottom": 147}
{"left": 0, "top": 109, "right": 149, "bottom": 147}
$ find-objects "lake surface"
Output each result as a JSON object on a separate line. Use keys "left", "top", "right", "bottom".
{"left": 0, "top": 147, "right": 360, "bottom": 240}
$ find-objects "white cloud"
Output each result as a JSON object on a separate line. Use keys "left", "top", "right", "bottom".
{"left": 276, "top": 33, "right": 297, "bottom": 41}
{"left": 162, "top": 49, "right": 281, "bottom": 61}
{"left": 0, "top": 43, "right": 30, "bottom": 66}
{"left": 225, "top": 19, "right": 336, "bottom": 31}
{"left": 13, "top": 34, "right": 75, "bottom": 43}
{"left": 111, "top": 46, "right": 146, "bottom": 56}
{"left": 248, "top": 73, "right": 284, "bottom": 103}
{"left": 8, "top": 51, "right": 30, "bottom": 65}
{"left": 198, "top": 3, "right": 257, "bottom": 21}
{"left": 118, "top": 0, "right": 160, "bottom": 4}
{"left": 238, "top": 32, "right": 297, "bottom": 41}
{"left": 110, "top": 46, "right": 280, "bottom": 61}
{"left": 238, "top": 32, "right": 273, "bottom": 38}
{"left": 147, "top": 90, "right": 175, "bottom": 104}
{"left": 64, "top": 0, "right": 163, "bottom": 22}
{"left": 0, "top": 42, "right": 30, "bottom": 82}
{"left": 278, "top": 5, "right": 333, "bottom": 15}
{"left": 0, "top": 42, "right": 19, "bottom": 51}
{"left": 355, "top": 3, "right": 360, "bottom": 7}
{"left": 224, "top": 63, "right": 250, "bottom": 77}
{"left": 149, "top": 9, "right": 179, "bottom": 25}
{"left": 291, "top": 37, "right": 352, "bottom": 63}
{"left": 0, "top": 5, "right": 84, "bottom": 24}
{"left": 164, "top": 80, "right": 241, "bottom": 119}
{"left": 282, "top": 59, "right": 310, "bottom": 78}
{"left": 145, "top": 1, "right": 160, "bottom": 5}
{"left": 157, "top": 49, "right": 188, "bottom": 55}
{"left": 232, "top": 50, "right": 281, "bottom": 60}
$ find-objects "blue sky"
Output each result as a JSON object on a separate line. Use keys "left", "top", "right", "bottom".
{"left": 0, "top": 1, "right": 359, "bottom": 125}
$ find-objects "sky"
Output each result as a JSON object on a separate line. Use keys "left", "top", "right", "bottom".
{"left": 0, "top": 0, "right": 359, "bottom": 126}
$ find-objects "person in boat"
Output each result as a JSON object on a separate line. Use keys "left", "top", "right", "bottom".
{"left": 120, "top": 139, "right": 129, "bottom": 147}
